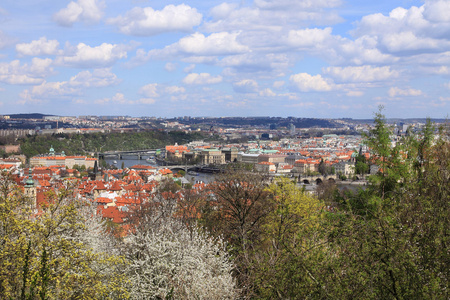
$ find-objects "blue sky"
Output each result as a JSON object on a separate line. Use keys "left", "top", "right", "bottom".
{"left": 0, "top": 0, "right": 449, "bottom": 118}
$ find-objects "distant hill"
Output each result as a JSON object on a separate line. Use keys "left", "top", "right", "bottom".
{"left": 8, "top": 113, "right": 54, "bottom": 119}
{"left": 185, "top": 117, "right": 341, "bottom": 128}
{"left": 347, "top": 118, "right": 447, "bottom": 125}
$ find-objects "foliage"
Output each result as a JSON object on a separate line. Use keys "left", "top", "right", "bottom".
{"left": 3, "top": 111, "right": 448, "bottom": 298}
{"left": 19, "top": 130, "right": 206, "bottom": 158}
{"left": 250, "top": 177, "right": 328, "bottom": 298}
{"left": 0, "top": 175, "right": 128, "bottom": 299}
{"left": 197, "top": 171, "right": 271, "bottom": 295}
{"left": 321, "top": 115, "right": 450, "bottom": 298}
{"left": 355, "top": 153, "right": 369, "bottom": 175}
{"left": 124, "top": 182, "right": 237, "bottom": 300}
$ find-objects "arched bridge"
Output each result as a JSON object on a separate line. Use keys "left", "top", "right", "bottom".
{"left": 99, "top": 149, "right": 163, "bottom": 160}
{"left": 298, "top": 174, "right": 337, "bottom": 185}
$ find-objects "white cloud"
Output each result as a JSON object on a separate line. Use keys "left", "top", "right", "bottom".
{"left": 287, "top": 27, "right": 333, "bottom": 48}
{"left": 18, "top": 68, "right": 120, "bottom": 103}
{"left": 259, "top": 88, "right": 276, "bottom": 97}
{"left": 183, "top": 64, "right": 195, "bottom": 73}
{"left": 23, "top": 81, "right": 78, "bottom": 98}
{"left": 204, "top": 2, "right": 342, "bottom": 34}
{"left": 139, "top": 83, "right": 159, "bottom": 98}
{"left": 332, "top": 35, "right": 397, "bottom": 65}
{"left": 111, "top": 93, "right": 131, "bottom": 104}
{"left": 210, "top": 2, "right": 238, "bottom": 20}
{"left": 423, "top": 0, "right": 450, "bottom": 22}
{"left": 434, "top": 66, "right": 449, "bottom": 75}
{"left": 137, "top": 83, "right": 186, "bottom": 104}
{"left": 69, "top": 68, "right": 120, "bottom": 87}
{"left": 381, "top": 31, "right": 445, "bottom": 53}
{"left": 94, "top": 93, "right": 131, "bottom": 105}
{"left": 165, "top": 62, "right": 177, "bottom": 72}
{"left": 16, "top": 37, "right": 60, "bottom": 56}
{"left": 54, "top": 0, "right": 104, "bottom": 27}
{"left": 254, "top": 0, "right": 341, "bottom": 10}
{"left": 233, "top": 79, "right": 258, "bottom": 93}
{"left": 273, "top": 81, "right": 285, "bottom": 89}
{"left": 352, "top": 3, "right": 450, "bottom": 56}
{"left": 0, "top": 58, "right": 53, "bottom": 85}
{"left": 108, "top": 4, "right": 202, "bottom": 36}
{"left": 290, "top": 73, "right": 333, "bottom": 92}
{"left": 183, "top": 73, "right": 223, "bottom": 85}
{"left": 165, "top": 86, "right": 185, "bottom": 94}
{"left": 55, "top": 43, "right": 128, "bottom": 68}
{"left": 219, "top": 53, "right": 290, "bottom": 76}
{"left": 177, "top": 32, "right": 248, "bottom": 56}
{"left": 150, "top": 32, "right": 249, "bottom": 60}
{"left": 323, "top": 65, "right": 399, "bottom": 83}
{"left": 388, "top": 87, "right": 423, "bottom": 97}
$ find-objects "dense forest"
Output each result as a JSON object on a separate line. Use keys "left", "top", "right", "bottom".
{"left": 0, "top": 113, "right": 448, "bottom": 299}
{"left": 18, "top": 130, "right": 207, "bottom": 158}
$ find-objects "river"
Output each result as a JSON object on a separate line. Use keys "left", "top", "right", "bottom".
{"left": 104, "top": 157, "right": 367, "bottom": 189}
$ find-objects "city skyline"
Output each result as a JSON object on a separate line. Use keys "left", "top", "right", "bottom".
{"left": 0, "top": 0, "right": 449, "bottom": 118}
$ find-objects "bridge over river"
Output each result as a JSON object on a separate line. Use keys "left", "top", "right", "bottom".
{"left": 297, "top": 174, "right": 338, "bottom": 185}
{"left": 99, "top": 149, "right": 163, "bottom": 160}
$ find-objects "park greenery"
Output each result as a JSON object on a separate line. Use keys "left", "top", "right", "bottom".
{"left": 0, "top": 111, "right": 448, "bottom": 299}
{"left": 17, "top": 130, "right": 207, "bottom": 158}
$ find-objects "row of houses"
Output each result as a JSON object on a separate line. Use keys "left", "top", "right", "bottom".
{"left": 165, "top": 143, "right": 359, "bottom": 176}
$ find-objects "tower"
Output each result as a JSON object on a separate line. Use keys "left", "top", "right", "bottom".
{"left": 24, "top": 168, "right": 36, "bottom": 207}
{"left": 49, "top": 145, "right": 55, "bottom": 156}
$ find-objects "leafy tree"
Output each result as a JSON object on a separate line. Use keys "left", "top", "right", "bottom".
{"left": 355, "top": 153, "right": 369, "bottom": 175}
{"left": 251, "top": 177, "right": 327, "bottom": 298}
{"left": 318, "top": 159, "right": 332, "bottom": 175}
{"left": 0, "top": 175, "right": 128, "bottom": 299}
{"left": 322, "top": 115, "right": 450, "bottom": 299}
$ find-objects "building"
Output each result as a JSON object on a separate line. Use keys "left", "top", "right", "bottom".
{"left": 255, "top": 161, "right": 276, "bottom": 173}
{"left": 200, "top": 149, "right": 225, "bottom": 165}
{"left": 222, "top": 147, "right": 238, "bottom": 162}
{"left": 30, "top": 155, "right": 97, "bottom": 169}
{"left": 334, "top": 161, "right": 355, "bottom": 176}
{"left": 0, "top": 158, "right": 22, "bottom": 168}
{"left": 165, "top": 144, "right": 190, "bottom": 162}
{"left": 294, "top": 159, "right": 320, "bottom": 174}
{"left": 257, "top": 154, "right": 287, "bottom": 166}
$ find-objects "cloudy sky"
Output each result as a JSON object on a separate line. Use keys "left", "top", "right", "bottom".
{"left": 0, "top": 0, "right": 449, "bottom": 118}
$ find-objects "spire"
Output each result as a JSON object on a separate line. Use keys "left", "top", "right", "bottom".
{"left": 25, "top": 168, "right": 34, "bottom": 187}
{"left": 93, "top": 160, "right": 98, "bottom": 174}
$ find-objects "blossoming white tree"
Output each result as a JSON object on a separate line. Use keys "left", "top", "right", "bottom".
{"left": 125, "top": 214, "right": 237, "bottom": 299}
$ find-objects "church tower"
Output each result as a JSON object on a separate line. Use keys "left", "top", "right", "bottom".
{"left": 24, "top": 168, "right": 36, "bottom": 207}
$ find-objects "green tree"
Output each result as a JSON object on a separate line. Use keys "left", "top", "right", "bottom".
{"left": 0, "top": 175, "right": 128, "bottom": 299}
{"left": 322, "top": 115, "right": 450, "bottom": 299}
{"left": 355, "top": 153, "right": 369, "bottom": 175}
{"left": 252, "top": 177, "right": 328, "bottom": 298}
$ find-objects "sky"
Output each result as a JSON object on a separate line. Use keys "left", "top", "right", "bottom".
{"left": 0, "top": 0, "right": 449, "bottom": 118}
